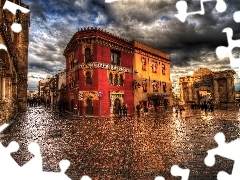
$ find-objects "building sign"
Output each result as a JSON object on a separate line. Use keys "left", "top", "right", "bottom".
{"left": 98, "top": 92, "right": 103, "bottom": 98}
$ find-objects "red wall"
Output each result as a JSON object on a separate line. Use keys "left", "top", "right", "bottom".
{"left": 65, "top": 31, "right": 134, "bottom": 116}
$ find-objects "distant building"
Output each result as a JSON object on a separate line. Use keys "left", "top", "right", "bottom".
{"left": 27, "top": 90, "right": 38, "bottom": 98}
{"left": 0, "top": 0, "right": 30, "bottom": 124}
{"left": 179, "top": 68, "right": 237, "bottom": 109}
{"left": 132, "top": 40, "right": 172, "bottom": 111}
{"left": 57, "top": 70, "right": 67, "bottom": 104}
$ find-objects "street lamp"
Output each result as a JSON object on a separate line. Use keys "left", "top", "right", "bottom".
{"left": 98, "top": 92, "right": 103, "bottom": 117}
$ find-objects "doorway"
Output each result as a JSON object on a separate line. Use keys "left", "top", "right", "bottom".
{"left": 86, "top": 98, "right": 93, "bottom": 115}
{"left": 198, "top": 90, "right": 212, "bottom": 104}
{"left": 114, "top": 98, "right": 122, "bottom": 115}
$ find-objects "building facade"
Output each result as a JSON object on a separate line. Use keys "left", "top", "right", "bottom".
{"left": 133, "top": 40, "right": 172, "bottom": 111}
{"left": 0, "top": 0, "right": 29, "bottom": 124}
{"left": 64, "top": 28, "right": 134, "bottom": 116}
{"left": 63, "top": 28, "right": 172, "bottom": 116}
{"left": 179, "top": 68, "right": 236, "bottom": 109}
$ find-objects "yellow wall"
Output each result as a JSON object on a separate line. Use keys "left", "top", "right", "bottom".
{"left": 133, "top": 41, "right": 172, "bottom": 109}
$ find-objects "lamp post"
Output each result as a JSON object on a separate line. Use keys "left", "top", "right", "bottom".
{"left": 98, "top": 92, "right": 103, "bottom": 117}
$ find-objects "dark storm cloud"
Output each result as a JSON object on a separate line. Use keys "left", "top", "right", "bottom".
{"left": 21, "top": 0, "right": 240, "bottom": 90}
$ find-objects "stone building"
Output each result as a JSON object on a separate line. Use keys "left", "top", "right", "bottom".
{"left": 64, "top": 27, "right": 134, "bottom": 116}
{"left": 179, "top": 68, "right": 236, "bottom": 109}
{"left": 0, "top": 0, "right": 29, "bottom": 124}
{"left": 133, "top": 40, "right": 172, "bottom": 112}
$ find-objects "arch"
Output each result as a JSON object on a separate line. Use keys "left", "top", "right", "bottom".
{"left": 113, "top": 98, "right": 122, "bottom": 115}
{"left": 193, "top": 68, "right": 213, "bottom": 77}
{"left": 194, "top": 86, "right": 213, "bottom": 104}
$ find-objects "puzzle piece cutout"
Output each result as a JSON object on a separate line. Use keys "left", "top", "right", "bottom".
{"left": 0, "top": 124, "right": 71, "bottom": 180}
{"left": 175, "top": 0, "right": 227, "bottom": 22}
{"left": 204, "top": 132, "right": 240, "bottom": 180}
{"left": 81, "top": 175, "right": 92, "bottom": 180}
{"left": 2, "top": 0, "right": 30, "bottom": 33}
{"left": 0, "top": 123, "right": 9, "bottom": 132}
{"left": 215, "top": 27, "right": 240, "bottom": 77}
{"left": 233, "top": 11, "right": 240, "bottom": 23}
{"left": 155, "top": 165, "right": 190, "bottom": 180}
{"left": 0, "top": 44, "right": 8, "bottom": 51}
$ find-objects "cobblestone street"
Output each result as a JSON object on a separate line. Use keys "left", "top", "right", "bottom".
{"left": 1, "top": 106, "right": 240, "bottom": 180}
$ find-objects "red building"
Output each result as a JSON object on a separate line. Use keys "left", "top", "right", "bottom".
{"left": 63, "top": 27, "right": 134, "bottom": 116}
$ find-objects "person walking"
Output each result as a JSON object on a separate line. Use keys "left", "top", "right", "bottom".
{"left": 123, "top": 104, "right": 128, "bottom": 117}
{"left": 119, "top": 104, "right": 123, "bottom": 117}
{"left": 136, "top": 103, "right": 141, "bottom": 117}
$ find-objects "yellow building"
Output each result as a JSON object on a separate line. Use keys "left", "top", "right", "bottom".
{"left": 132, "top": 40, "right": 172, "bottom": 111}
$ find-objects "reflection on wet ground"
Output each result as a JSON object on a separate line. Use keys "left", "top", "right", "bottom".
{"left": 1, "top": 106, "right": 240, "bottom": 179}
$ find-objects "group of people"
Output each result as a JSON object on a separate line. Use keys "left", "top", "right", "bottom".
{"left": 27, "top": 97, "right": 44, "bottom": 107}
{"left": 173, "top": 105, "right": 185, "bottom": 116}
{"left": 191, "top": 101, "right": 214, "bottom": 112}
{"left": 113, "top": 104, "right": 128, "bottom": 117}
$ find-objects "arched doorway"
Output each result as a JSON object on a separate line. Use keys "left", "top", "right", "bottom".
{"left": 198, "top": 90, "right": 212, "bottom": 103}
{"left": 114, "top": 98, "right": 122, "bottom": 115}
{"left": 86, "top": 98, "right": 93, "bottom": 115}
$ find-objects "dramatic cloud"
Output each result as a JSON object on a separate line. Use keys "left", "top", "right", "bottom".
{"left": 22, "top": 0, "right": 240, "bottom": 91}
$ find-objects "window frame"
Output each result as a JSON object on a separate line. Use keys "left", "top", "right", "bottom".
{"left": 85, "top": 48, "right": 92, "bottom": 63}
{"left": 142, "top": 57, "right": 146, "bottom": 71}
{"left": 111, "top": 50, "right": 121, "bottom": 66}
{"left": 86, "top": 71, "right": 92, "bottom": 85}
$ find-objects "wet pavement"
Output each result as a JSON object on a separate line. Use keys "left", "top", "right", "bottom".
{"left": 1, "top": 106, "right": 240, "bottom": 180}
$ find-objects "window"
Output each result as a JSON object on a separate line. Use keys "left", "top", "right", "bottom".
{"left": 162, "top": 64, "right": 166, "bottom": 75}
{"left": 86, "top": 71, "right": 92, "bottom": 85}
{"left": 142, "top": 57, "right": 146, "bottom": 71}
{"left": 109, "top": 73, "right": 113, "bottom": 85}
{"left": 142, "top": 79, "right": 147, "bottom": 92}
{"left": 162, "top": 82, "right": 167, "bottom": 92}
{"left": 119, "top": 74, "right": 124, "bottom": 86}
{"left": 151, "top": 61, "right": 157, "bottom": 73}
{"left": 70, "top": 76, "right": 75, "bottom": 88}
{"left": 85, "top": 48, "right": 92, "bottom": 63}
{"left": 152, "top": 81, "right": 158, "bottom": 92}
{"left": 114, "top": 74, "right": 118, "bottom": 86}
{"left": 111, "top": 51, "right": 120, "bottom": 66}
{"left": 69, "top": 52, "right": 74, "bottom": 69}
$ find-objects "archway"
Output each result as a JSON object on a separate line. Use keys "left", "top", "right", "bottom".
{"left": 114, "top": 98, "right": 122, "bottom": 115}
{"left": 195, "top": 86, "right": 213, "bottom": 104}
{"left": 198, "top": 90, "right": 212, "bottom": 104}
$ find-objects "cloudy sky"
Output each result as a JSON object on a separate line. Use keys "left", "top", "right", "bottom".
{"left": 21, "top": 0, "right": 240, "bottom": 91}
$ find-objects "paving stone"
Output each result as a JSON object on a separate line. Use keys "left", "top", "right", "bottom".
{"left": 0, "top": 106, "right": 240, "bottom": 179}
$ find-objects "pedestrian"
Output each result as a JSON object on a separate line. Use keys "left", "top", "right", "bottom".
{"left": 123, "top": 104, "right": 128, "bottom": 117}
{"left": 113, "top": 105, "right": 117, "bottom": 117}
{"left": 175, "top": 105, "right": 179, "bottom": 117}
{"left": 180, "top": 106, "right": 184, "bottom": 115}
{"left": 119, "top": 104, "right": 123, "bottom": 117}
{"left": 136, "top": 103, "right": 141, "bottom": 117}
{"left": 210, "top": 102, "right": 214, "bottom": 112}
